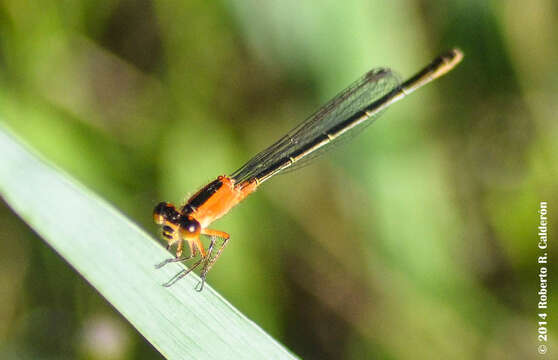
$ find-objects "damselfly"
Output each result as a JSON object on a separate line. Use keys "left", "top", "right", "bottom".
{"left": 154, "top": 48, "right": 463, "bottom": 290}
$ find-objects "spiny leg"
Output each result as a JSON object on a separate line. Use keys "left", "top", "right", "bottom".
{"left": 196, "top": 236, "right": 218, "bottom": 292}
{"left": 158, "top": 232, "right": 228, "bottom": 289}
{"left": 154, "top": 253, "right": 194, "bottom": 269}
{"left": 162, "top": 257, "right": 204, "bottom": 287}
{"left": 197, "top": 229, "right": 230, "bottom": 290}
{"left": 203, "top": 229, "right": 230, "bottom": 274}
{"left": 155, "top": 240, "right": 197, "bottom": 269}
{"left": 162, "top": 236, "right": 208, "bottom": 287}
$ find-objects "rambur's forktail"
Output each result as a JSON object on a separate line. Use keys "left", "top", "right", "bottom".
{"left": 154, "top": 48, "right": 463, "bottom": 290}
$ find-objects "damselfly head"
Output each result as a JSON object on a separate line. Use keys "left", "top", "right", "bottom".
{"left": 153, "top": 202, "right": 180, "bottom": 225}
{"left": 153, "top": 202, "right": 201, "bottom": 244}
{"left": 153, "top": 202, "right": 182, "bottom": 247}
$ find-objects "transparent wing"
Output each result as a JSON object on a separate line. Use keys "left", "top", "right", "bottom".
{"left": 230, "top": 68, "right": 400, "bottom": 184}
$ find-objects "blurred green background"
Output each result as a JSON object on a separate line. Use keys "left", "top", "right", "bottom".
{"left": 1, "top": 0, "right": 556, "bottom": 359}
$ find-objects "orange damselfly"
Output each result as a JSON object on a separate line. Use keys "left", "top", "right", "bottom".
{"left": 154, "top": 48, "right": 463, "bottom": 290}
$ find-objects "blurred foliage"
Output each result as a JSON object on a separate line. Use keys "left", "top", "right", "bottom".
{"left": 0, "top": 0, "right": 556, "bottom": 359}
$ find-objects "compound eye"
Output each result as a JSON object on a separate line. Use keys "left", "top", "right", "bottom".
{"left": 153, "top": 202, "right": 168, "bottom": 224}
{"left": 153, "top": 202, "right": 179, "bottom": 224}
{"left": 179, "top": 217, "right": 200, "bottom": 236}
{"left": 186, "top": 223, "right": 197, "bottom": 233}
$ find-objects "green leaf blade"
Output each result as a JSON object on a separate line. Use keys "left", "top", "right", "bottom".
{"left": 0, "top": 124, "right": 297, "bottom": 360}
